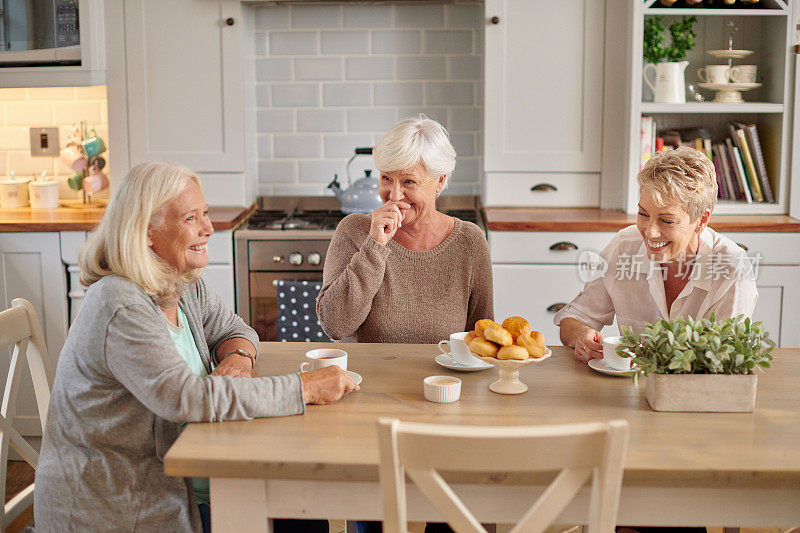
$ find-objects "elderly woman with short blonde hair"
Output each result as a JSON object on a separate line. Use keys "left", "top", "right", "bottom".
{"left": 35, "top": 161, "right": 355, "bottom": 533}
{"left": 556, "top": 146, "right": 758, "bottom": 362}
{"left": 317, "top": 114, "right": 493, "bottom": 345}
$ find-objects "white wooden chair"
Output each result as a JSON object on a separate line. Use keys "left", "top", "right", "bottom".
{"left": 0, "top": 298, "right": 54, "bottom": 530}
{"left": 376, "top": 418, "right": 629, "bottom": 533}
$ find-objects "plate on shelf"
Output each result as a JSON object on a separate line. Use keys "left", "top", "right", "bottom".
{"left": 707, "top": 49, "right": 754, "bottom": 59}
{"left": 698, "top": 82, "right": 762, "bottom": 91}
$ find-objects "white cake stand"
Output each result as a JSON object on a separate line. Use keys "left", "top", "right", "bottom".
{"left": 477, "top": 348, "right": 552, "bottom": 395}
{"left": 697, "top": 82, "right": 762, "bottom": 103}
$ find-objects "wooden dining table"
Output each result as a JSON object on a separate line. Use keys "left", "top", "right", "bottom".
{"left": 164, "top": 343, "right": 800, "bottom": 532}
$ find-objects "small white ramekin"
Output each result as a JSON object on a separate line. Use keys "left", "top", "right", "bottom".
{"left": 423, "top": 375, "right": 462, "bottom": 403}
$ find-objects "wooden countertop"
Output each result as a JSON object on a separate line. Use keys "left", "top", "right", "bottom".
{"left": 166, "top": 342, "right": 800, "bottom": 490}
{"left": 0, "top": 203, "right": 256, "bottom": 232}
{"left": 484, "top": 207, "right": 800, "bottom": 232}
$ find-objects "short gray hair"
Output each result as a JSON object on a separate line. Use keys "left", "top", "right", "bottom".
{"left": 637, "top": 146, "right": 717, "bottom": 220}
{"left": 79, "top": 161, "right": 202, "bottom": 307}
{"left": 373, "top": 114, "right": 456, "bottom": 187}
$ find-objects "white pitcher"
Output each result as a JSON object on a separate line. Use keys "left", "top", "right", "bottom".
{"left": 644, "top": 61, "right": 689, "bottom": 104}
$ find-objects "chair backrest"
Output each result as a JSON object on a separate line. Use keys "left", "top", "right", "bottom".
{"left": 376, "top": 417, "right": 629, "bottom": 533}
{"left": 0, "top": 298, "right": 54, "bottom": 529}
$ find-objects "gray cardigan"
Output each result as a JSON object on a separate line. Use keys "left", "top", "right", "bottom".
{"left": 34, "top": 275, "right": 305, "bottom": 532}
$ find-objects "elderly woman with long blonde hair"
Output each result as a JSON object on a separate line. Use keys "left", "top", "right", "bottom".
{"left": 556, "top": 146, "right": 758, "bottom": 363}
{"left": 34, "top": 162, "right": 355, "bottom": 533}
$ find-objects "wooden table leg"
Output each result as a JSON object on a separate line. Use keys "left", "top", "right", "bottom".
{"left": 210, "top": 478, "right": 269, "bottom": 533}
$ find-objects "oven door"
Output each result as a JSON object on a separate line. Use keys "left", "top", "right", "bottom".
{"left": 249, "top": 271, "right": 323, "bottom": 342}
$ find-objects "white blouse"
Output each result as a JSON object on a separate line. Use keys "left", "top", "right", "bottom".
{"left": 554, "top": 225, "right": 758, "bottom": 334}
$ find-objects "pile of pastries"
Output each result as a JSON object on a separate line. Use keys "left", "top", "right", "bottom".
{"left": 467, "top": 317, "right": 546, "bottom": 361}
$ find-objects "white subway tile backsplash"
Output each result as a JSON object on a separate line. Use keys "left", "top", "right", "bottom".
{"left": 448, "top": 108, "right": 480, "bottom": 132}
{"left": 256, "top": 85, "right": 271, "bottom": 107}
{"left": 448, "top": 56, "right": 481, "bottom": 80}
{"left": 396, "top": 57, "right": 446, "bottom": 80}
{"left": 8, "top": 151, "right": 55, "bottom": 175}
{"left": 256, "top": 58, "right": 292, "bottom": 82}
{"left": 323, "top": 83, "right": 371, "bottom": 107}
{"left": 321, "top": 31, "right": 369, "bottom": 55}
{"left": 347, "top": 108, "right": 397, "bottom": 133}
{"left": 257, "top": 109, "right": 294, "bottom": 132}
{"left": 255, "top": 7, "right": 290, "bottom": 30}
{"left": 374, "top": 82, "right": 423, "bottom": 106}
{"left": 346, "top": 57, "right": 394, "bottom": 80}
{"left": 372, "top": 30, "right": 421, "bottom": 54}
{"left": 423, "top": 30, "right": 472, "bottom": 54}
{"left": 274, "top": 134, "right": 322, "bottom": 158}
{"left": 451, "top": 132, "right": 476, "bottom": 157}
{"left": 258, "top": 134, "right": 272, "bottom": 159}
{"left": 0, "top": 127, "right": 29, "bottom": 150}
{"left": 52, "top": 102, "right": 102, "bottom": 125}
{"left": 398, "top": 107, "right": 448, "bottom": 124}
{"left": 26, "top": 87, "right": 74, "bottom": 100}
{"left": 395, "top": 5, "right": 444, "bottom": 28}
{"left": 0, "top": 89, "right": 26, "bottom": 101}
{"left": 452, "top": 157, "right": 481, "bottom": 182}
{"left": 291, "top": 5, "right": 341, "bottom": 29}
{"left": 446, "top": 5, "right": 482, "bottom": 28}
{"left": 5, "top": 102, "right": 52, "bottom": 126}
{"left": 74, "top": 86, "right": 108, "bottom": 99}
{"left": 272, "top": 84, "right": 319, "bottom": 107}
{"left": 258, "top": 160, "right": 297, "bottom": 183}
{"left": 272, "top": 183, "right": 334, "bottom": 196}
{"left": 426, "top": 82, "right": 473, "bottom": 105}
{"left": 343, "top": 6, "right": 391, "bottom": 29}
{"left": 324, "top": 134, "right": 374, "bottom": 158}
{"left": 254, "top": 32, "right": 267, "bottom": 57}
{"left": 294, "top": 58, "right": 342, "bottom": 81}
{"left": 298, "top": 109, "right": 346, "bottom": 132}
{"left": 298, "top": 159, "right": 347, "bottom": 183}
{"left": 269, "top": 32, "right": 318, "bottom": 56}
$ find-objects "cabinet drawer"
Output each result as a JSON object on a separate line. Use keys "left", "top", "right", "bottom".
{"left": 490, "top": 231, "right": 617, "bottom": 263}
{"left": 483, "top": 172, "right": 599, "bottom": 207}
{"left": 723, "top": 233, "right": 800, "bottom": 264}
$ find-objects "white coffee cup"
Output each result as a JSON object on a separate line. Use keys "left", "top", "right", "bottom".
{"left": 697, "top": 65, "right": 732, "bottom": 85}
{"left": 438, "top": 331, "right": 480, "bottom": 365}
{"left": 423, "top": 375, "right": 461, "bottom": 403}
{"left": 299, "top": 348, "right": 347, "bottom": 372}
{"left": 28, "top": 181, "right": 59, "bottom": 209}
{"left": 730, "top": 65, "right": 757, "bottom": 84}
{"left": 602, "top": 336, "right": 631, "bottom": 371}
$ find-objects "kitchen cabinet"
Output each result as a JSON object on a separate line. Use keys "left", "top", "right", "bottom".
{"left": 482, "top": 0, "right": 605, "bottom": 207}
{"left": 0, "top": 0, "right": 106, "bottom": 88}
{"left": 0, "top": 232, "right": 67, "bottom": 437}
{"left": 107, "top": 0, "right": 246, "bottom": 177}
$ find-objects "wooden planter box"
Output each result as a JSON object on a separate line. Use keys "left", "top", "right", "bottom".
{"left": 644, "top": 373, "right": 758, "bottom": 412}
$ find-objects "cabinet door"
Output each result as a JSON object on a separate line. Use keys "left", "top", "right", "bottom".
{"left": 0, "top": 233, "right": 68, "bottom": 436}
{"left": 753, "top": 266, "right": 800, "bottom": 347}
{"left": 484, "top": 0, "right": 604, "bottom": 172}
{"left": 124, "top": 0, "right": 244, "bottom": 172}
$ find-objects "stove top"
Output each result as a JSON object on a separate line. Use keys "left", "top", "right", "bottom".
{"left": 246, "top": 209, "right": 347, "bottom": 231}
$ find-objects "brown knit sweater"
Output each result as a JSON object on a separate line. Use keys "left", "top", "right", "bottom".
{"left": 317, "top": 213, "right": 494, "bottom": 344}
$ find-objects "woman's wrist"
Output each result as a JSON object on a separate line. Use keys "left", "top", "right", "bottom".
{"left": 224, "top": 349, "right": 256, "bottom": 369}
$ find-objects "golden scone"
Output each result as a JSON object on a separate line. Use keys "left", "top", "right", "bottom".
{"left": 529, "top": 330, "right": 545, "bottom": 347}
{"left": 517, "top": 332, "right": 546, "bottom": 358}
{"left": 502, "top": 316, "right": 531, "bottom": 340}
{"left": 497, "top": 345, "right": 529, "bottom": 360}
{"left": 474, "top": 319, "right": 500, "bottom": 338}
{"left": 484, "top": 324, "right": 514, "bottom": 347}
{"left": 469, "top": 337, "right": 499, "bottom": 358}
{"left": 464, "top": 331, "right": 478, "bottom": 345}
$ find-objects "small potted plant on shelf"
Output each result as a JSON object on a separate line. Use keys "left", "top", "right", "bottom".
{"left": 643, "top": 15, "right": 698, "bottom": 103}
{"left": 618, "top": 314, "right": 774, "bottom": 412}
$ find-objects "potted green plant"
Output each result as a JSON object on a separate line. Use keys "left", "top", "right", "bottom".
{"left": 618, "top": 314, "right": 774, "bottom": 412}
{"left": 643, "top": 15, "right": 698, "bottom": 103}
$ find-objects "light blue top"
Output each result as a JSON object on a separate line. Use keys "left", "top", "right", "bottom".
{"left": 167, "top": 307, "right": 210, "bottom": 506}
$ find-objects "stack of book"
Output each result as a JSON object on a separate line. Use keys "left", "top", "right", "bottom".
{"left": 640, "top": 117, "right": 775, "bottom": 204}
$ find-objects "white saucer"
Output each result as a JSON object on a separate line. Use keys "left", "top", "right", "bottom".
{"left": 347, "top": 370, "right": 363, "bottom": 385}
{"left": 434, "top": 353, "right": 493, "bottom": 372}
{"left": 587, "top": 358, "right": 637, "bottom": 377}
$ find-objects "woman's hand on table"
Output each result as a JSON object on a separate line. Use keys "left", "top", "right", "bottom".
{"left": 572, "top": 326, "right": 604, "bottom": 363}
{"left": 300, "top": 366, "right": 359, "bottom": 405}
{"left": 211, "top": 354, "right": 254, "bottom": 378}
{"left": 369, "top": 201, "right": 410, "bottom": 246}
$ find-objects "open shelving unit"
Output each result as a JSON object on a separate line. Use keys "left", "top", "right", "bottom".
{"left": 618, "top": 0, "right": 796, "bottom": 215}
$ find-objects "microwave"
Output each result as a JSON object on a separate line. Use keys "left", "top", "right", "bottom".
{"left": 0, "top": 0, "right": 81, "bottom": 66}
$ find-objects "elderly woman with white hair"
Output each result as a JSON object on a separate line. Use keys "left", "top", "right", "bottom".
{"left": 317, "top": 114, "right": 493, "bottom": 345}
{"left": 556, "top": 146, "right": 758, "bottom": 364}
{"left": 34, "top": 162, "right": 356, "bottom": 533}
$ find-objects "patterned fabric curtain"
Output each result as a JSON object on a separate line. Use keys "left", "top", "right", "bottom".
{"left": 276, "top": 280, "right": 331, "bottom": 342}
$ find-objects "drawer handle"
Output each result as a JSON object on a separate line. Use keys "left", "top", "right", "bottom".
{"left": 547, "top": 303, "right": 567, "bottom": 313}
{"left": 736, "top": 242, "right": 749, "bottom": 251}
{"left": 549, "top": 242, "right": 578, "bottom": 251}
{"left": 531, "top": 183, "right": 557, "bottom": 192}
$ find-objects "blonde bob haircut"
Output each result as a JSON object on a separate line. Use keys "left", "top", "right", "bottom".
{"left": 79, "top": 161, "right": 202, "bottom": 307}
{"left": 637, "top": 146, "right": 717, "bottom": 220}
{"left": 373, "top": 114, "right": 456, "bottom": 191}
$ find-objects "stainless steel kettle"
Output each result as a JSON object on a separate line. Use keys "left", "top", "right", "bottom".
{"left": 327, "top": 147, "right": 383, "bottom": 214}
